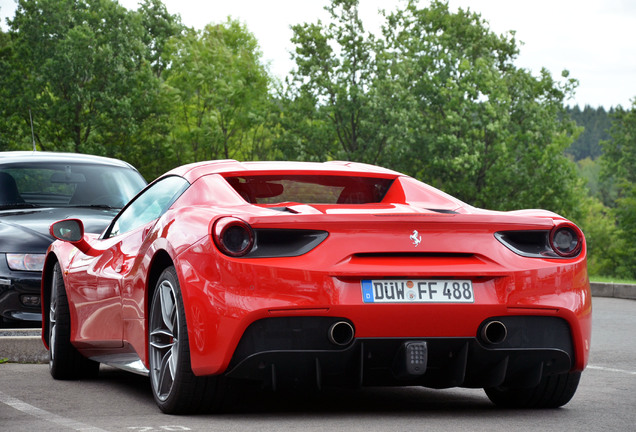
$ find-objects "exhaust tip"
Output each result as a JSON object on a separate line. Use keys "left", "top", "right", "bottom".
{"left": 328, "top": 321, "right": 355, "bottom": 346}
{"left": 481, "top": 320, "right": 507, "bottom": 345}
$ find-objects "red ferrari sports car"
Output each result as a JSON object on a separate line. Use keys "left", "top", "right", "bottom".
{"left": 41, "top": 160, "right": 591, "bottom": 414}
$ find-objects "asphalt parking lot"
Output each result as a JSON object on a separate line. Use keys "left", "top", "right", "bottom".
{"left": 0, "top": 295, "right": 634, "bottom": 431}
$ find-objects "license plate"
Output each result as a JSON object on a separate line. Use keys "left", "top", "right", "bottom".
{"left": 361, "top": 279, "right": 474, "bottom": 303}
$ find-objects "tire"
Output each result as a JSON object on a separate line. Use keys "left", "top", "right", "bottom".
{"left": 484, "top": 371, "right": 581, "bottom": 408}
{"left": 48, "top": 262, "right": 100, "bottom": 379}
{"left": 148, "top": 266, "right": 222, "bottom": 414}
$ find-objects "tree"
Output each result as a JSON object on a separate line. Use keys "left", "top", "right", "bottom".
{"left": 137, "top": 0, "right": 184, "bottom": 78}
{"left": 602, "top": 102, "right": 636, "bottom": 185}
{"left": 566, "top": 105, "right": 612, "bottom": 161}
{"left": 380, "top": 0, "right": 583, "bottom": 216}
{"left": 281, "top": 0, "right": 400, "bottom": 164}
{"left": 599, "top": 101, "right": 636, "bottom": 277}
{"left": 162, "top": 19, "right": 273, "bottom": 162}
{"left": 4, "top": 0, "right": 161, "bottom": 162}
{"left": 118, "top": 0, "right": 184, "bottom": 179}
{"left": 283, "top": 0, "right": 583, "bottom": 218}
{"left": 0, "top": 27, "right": 26, "bottom": 151}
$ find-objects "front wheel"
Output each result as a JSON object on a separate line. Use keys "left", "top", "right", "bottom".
{"left": 148, "top": 266, "right": 222, "bottom": 414}
{"left": 484, "top": 371, "right": 581, "bottom": 408}
{"left": 48, "top": 262, "right": 100, "bottom": 379}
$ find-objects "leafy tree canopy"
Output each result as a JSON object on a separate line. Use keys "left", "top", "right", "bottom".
{"left": 162, "top": 18, "right": 274, "bottom": 163}
{"left": 283, "top": 0, "right": 583, "bottom": 218}
{"left": 5, "top": 0, "right": 156, "bottom": 153}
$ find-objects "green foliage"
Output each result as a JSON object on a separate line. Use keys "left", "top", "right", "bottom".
{"left": 0, "top": 29, "right": 13, "bottom": 150}
{"left": 0, "top": 0, "right": 183, "bottom": 179}
{"left": 598, "top": 101, "right": 636, "bottom": 278}
{"left": 576, "top": 158, "right": 601, "bottom": 196}
{"left": 589, "top": 275, "right": 636, "bottom": 284}
{"left": 385, "top": 1, "right": 584, "bottom": 218}
{"left": 162, "top": 19, "right": 275, "bottom": 163}
{"left": 566, "top": 105, "right": 612, "bottom": 161}
{"left": 612, "top": 184, "right": 636, "bottom": 277}
{"left": 576, "top": 195, "right": 620, "bottom": 277}
{"left": 0, "top": 26, "right": 32, "bottom": 151}
{"left": 137, "top": 0, "right": 184, "bottom": 78}
{"left": 281, "top": 0, "right": 399, "bottom": 164}
{"left": 2, "top": 0, "right": 634, "bottom": 279}
{"left": 1, "top": 0, "right": 279, "bottom": 180}
{"left": 284, "top": 0, "right": 582, "bottom": 219}
{"left": 576, "top": 157, "right": 617, "bottom": 206}
{"left": 123, "top": 0, "right": 185, "bottom": 179}
{"left": 5, "top": 0, "right": 149, "bottom": 152}
{"left": 602, "top": 103, "right": 636, "bottom": 184}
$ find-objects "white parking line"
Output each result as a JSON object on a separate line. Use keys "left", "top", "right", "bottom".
{"left": 587, "top": 365, "right": 636, "bottom": 376}
{"left": 0, "top": 390, "right": 109, "bottom": 431}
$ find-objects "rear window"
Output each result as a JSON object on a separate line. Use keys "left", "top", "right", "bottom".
{"left": 226, "top": 175, "right": 394, "bottom": 204}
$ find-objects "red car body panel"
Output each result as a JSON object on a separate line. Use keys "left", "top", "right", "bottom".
{"left": 42, "top": 160, "right": 591, "bottom": 391}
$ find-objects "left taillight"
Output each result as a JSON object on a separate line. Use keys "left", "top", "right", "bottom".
{"left": 212, "top": 217, "right": 255, "bottom": 257}
{"left": 549, "top": 223, "right": 583, "bottom": 257}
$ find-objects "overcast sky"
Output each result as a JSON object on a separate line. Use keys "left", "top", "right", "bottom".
{"left": 2, "top": 0, "right": 635, "bottom": 109}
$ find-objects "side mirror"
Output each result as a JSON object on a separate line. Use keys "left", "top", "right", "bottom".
{"left": 51, "top": 219, "right": 84, "bottom": 242}
{"left": 50, "top": 219, "right": 101, "bottom": 257}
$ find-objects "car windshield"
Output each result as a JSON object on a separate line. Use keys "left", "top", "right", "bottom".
{"left": 225, "top": 175, "right": 394, "bottom": 204}
{"left": 0, "top": 162, "right": 146, "bottom": 209}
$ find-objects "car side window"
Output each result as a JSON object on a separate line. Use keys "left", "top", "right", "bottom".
{"left": 105, "top": 176, "right": 189, "bottom": 238}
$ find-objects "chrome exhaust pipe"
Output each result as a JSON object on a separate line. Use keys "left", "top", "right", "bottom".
{"left": 328, "top": 321, "right": 355, "bottom": 346}
{"left": 481, "top": 320, "right": 507, "bottom": 345}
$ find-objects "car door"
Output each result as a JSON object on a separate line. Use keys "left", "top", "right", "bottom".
{"left": 68, "top": 175, "right": 190, "bottom": 348}
{"left": 65, "top": 234, "right": 125, "bottom": 348}
{"left": 96, "top": 175, "right": 191, "bottom": 340}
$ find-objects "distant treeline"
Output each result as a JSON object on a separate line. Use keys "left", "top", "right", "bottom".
{"left": 566, "top": 105, "right": 614, "bottom": 161}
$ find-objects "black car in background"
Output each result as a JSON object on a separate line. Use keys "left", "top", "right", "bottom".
{"left": 0, "top": 151, "right": 146, "bottom": 326}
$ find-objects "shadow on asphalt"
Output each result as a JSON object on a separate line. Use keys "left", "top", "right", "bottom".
{"left": 93, "top": 365, "right": 496, "bottom": 416}
{"left": 0, "top": 319, "right": 41, "bottom": 329}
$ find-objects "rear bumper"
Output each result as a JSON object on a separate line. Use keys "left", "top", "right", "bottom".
{"left": 177, "top": 240, "right": 591, "bottom": 379}
{"left": 225, "top": 315, "right": 574, "bottom": 390}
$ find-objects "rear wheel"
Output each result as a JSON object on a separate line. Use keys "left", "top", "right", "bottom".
{"left": 484, "top": 371, "right": 581, "bottom": 408}
{"left": 48, "top": 262, "right": 100, "bottom": 379}
{"left": 148, "top": 266, "right": 222, "bottom": 414}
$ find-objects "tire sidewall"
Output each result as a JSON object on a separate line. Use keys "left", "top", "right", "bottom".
{"left": 149, "top": 266, "right": 192, "bottom": 412}
{"left": 47, "top": 261, "right": 99, "bottom": 379}
{"left": 49, "top": 262, "right": 67, "bottom": 376}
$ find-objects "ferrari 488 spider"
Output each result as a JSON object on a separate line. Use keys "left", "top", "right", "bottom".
{"left": 41, "top": 160, "right": 591, "bottom": 413}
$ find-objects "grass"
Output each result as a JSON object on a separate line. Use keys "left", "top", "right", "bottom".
{"left": 589, "top": 276, "right": 636, "bottom": 285}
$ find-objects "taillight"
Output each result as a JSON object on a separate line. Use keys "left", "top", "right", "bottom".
{"left": 549, "top": 224, "right": 583, "bottom": 257}
{"left": 213, "top": 217, "right": 254, "bottom": 257}
{"left": 495, "top": 223, "right": 584, "bottom": 259}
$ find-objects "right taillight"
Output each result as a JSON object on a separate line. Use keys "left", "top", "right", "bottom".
{"left": 495, "top": 223, "right": 584, "bottom": 259}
